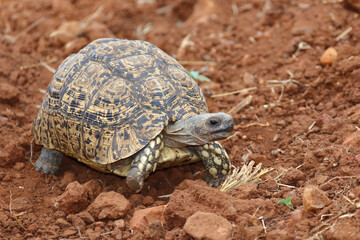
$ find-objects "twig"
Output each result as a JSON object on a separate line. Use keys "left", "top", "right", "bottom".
{"left": 20, "top": 60, "right": 56, "bottom": 73}
{"left": 179, "top": 33, "right": 193, "bottom": 52}
{"left": 29, "top": 138, "right": 34, "bottom": 166}
{"left": 40, "top": 61, "right": 56, "bottom": 73}
{"left": 135, "top": 22, "right": 153, "bottom": 40}
{"left": 4, "top": 17, "right": 46, "bottom": 43}
{"left": 77, "top": 226, "right": 87, "bottom": 239}
{"left": 308, "top": 121, "right": 316, "bottom": 131}
{"left": 9, "top": 191, "right": 26, "bottom": 230}
{"left": 158, "top": 194, "right": 172, "bottom": 198}
{"left": 235, "top": 122, "right": 270, "bottom": 129}
{"left": 336, "top": 27, "right": 352, "bottom": 41}
{"left": 101, "top": 231, "right": 114, "bottom": 236}
{"left": 266, "top": 79, "right": 301, "bottom": 86}
{"left": 327, "top": 176, "right": 356, "bottom": 183}
{"left": 277, "top": 183, "right": 296, "bottom": 188}
{"left": 258, "top": 216, "right": 267, "bottom": 234}
{"left": 228, "top": 95, "right": 252, "bottom": 115}
{"left": 179, "top": 60, "right": 217, "bottom": 66}
{"left": 292, "top": 41, "right": 312, "bottom": 58}
{"left": 211, "top": 87, "right": 257, "bottom": 98}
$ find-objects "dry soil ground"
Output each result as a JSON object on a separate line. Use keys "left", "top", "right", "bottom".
{"left": 1, "top": 0, "right": 360, "bottom": 239}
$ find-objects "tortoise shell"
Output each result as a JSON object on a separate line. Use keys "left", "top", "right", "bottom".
{"left": 32, "top": 38, "right": 208, "bottom": 169}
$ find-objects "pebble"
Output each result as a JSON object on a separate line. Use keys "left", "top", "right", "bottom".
{"left": 130, "top": 205, "right": 166, "bottom": 231}
{"left": 54, "top": 181, "right": 89, "bottom": 215}
{"left": 13, "top": 162, "right": 25, "bottom": 171}
{"left": 114, "top": 219, "right": 126, "bottom": 230}
{"left": 183, "top": 212, "right": 233, "bottom": 240}
{"left": 78, "top": 211, "right": 95, "bottom": 224}
{"left": 73, "top": 216, "right": 86, "bottom": 230}
{"left": 27, "top": 223, "right": 39, "bottom": 233}
{"left": 86, "top": 191, "right": 130, "bottom": 220}
{"left": 303, "top": 185, "right": 330, "bottom": 212}
{"left": 55, "top": 218, "right": 71, "bottom": 228}
{"left": 320, "top": 47, "right": 337, "bottom": 66}
{"left": 142, "top": 195, "right": 154, "bottom": 206}
{"left": 62, "top": 228, "right": 77, "bottom": 237}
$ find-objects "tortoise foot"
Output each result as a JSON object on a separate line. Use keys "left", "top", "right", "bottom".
{"left": 34, "top": 147, "right": 63, "bottom": 174}
{"left": 126, "top": 168, "right": 149, "bottom": 193}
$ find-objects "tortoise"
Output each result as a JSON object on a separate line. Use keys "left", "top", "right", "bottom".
{"left": 32, "top": 38, "right": 233, "bottom": 192}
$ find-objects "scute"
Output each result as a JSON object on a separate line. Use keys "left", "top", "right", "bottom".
{"left": 32, "top": 38, "right": 208, "bottom": 169}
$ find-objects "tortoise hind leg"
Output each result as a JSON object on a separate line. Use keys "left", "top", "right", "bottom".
{"left": 126, "top": 134, "right": 164, "bottom": 192}
{"left": 34, "top": 147, "right": 64, "bottom": 174}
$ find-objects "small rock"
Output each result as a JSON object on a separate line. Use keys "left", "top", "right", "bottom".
{"left": 93, "top": 221, "right": 105, "bottom": 227}
{"left": 183, "top": 212, "right": 233, "bottom": 240}
{"left": 114, "top": 219, "right": 126, "bottom": 230}
{"left": 348, "top": 192, "right": 356, "bottom": 199}
{"left": 54, "top": 181, "right": 89, "bottom": 215}
{"left": 281, "top": 168, "right": 306, "bottom": 186}
{"left": 73, "top": 217, "right": 86, "bottom": 230}
{"left": 243, "top": 72, "right": 256, "bottom": 86}
{"left": 2, "top": 174, "right": 12, "bottom": 182}
{"left": 86, "top": 191, "right": 130, "bottom": 220}
{"left": 27, "top": 223, "right": 39, "bottom": 233}
{"left": 53, "top": 210, "right": 66, "bottom": 219}
{"left": 83, "top": 179, "right": 102, "bottom": 201}
{"left": 85, "top": 228, "right": 101, "bottom": 240}
{"left": 142, "top": 196, "right": 154, "bottom": 206}
{"left": 303, "top": 185, "right": 330, "bottom": 212}
{"left": 320, "top": 47, "right": 338, "bottom": 66}
{"left": 13, "top": 162, "right": 25, "bottom": 171}
{"left": 129, "top": 194, "right": 144, "bottom": 207}
{"left": 62, "top": 228, "right": 77, "bottom": 237}
{"left": 55, "top": 218, "right": 71, "bottom": 228}
{"left": 66, "top": 213, "right": 78, "bottom": 223}
{"left": 78, "top": 211, "right": 95, "bottom": 224}
{"left": 130, "top": 205, "right": 166, "bottom": 231}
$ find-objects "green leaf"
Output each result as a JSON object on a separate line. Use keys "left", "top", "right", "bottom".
{"left": 188, "top": 71, "right": 211, "bottom": 82}
{"left": 277, "top": 197, "right": 294, "bottom": 210}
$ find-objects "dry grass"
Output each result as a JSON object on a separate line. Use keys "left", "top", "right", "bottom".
{"left": 219, "top": 160, "right": 273, "bottom": 192}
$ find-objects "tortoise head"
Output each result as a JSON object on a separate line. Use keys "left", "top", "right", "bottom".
{"left": 164, "top": 112, "right": 234, "bottom": 147}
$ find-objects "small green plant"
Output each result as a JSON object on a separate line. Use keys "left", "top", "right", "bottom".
{"left": 188, "top": 71, "right": 211, "bottom": 82}
{"left": 277, "top": 197, "right": 295, "bottom": 210}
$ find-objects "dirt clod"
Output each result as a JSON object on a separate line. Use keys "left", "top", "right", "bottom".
{"left": 86, "top": 191, "right": 130, "bottom": 220}
{"left": 130, "top": 205, "right": 166, "bottom": 231}
{"left": 183, "top": 212, "right": 233, "bottom": 240}
{"left": 54, "top": 181, "right": 90, "bottom": 215}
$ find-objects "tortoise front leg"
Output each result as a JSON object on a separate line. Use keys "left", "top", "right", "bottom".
{"left": 126, "top": 134, "right": 164, "bottom": 192}
{"left": 34, "top": 147, "right": 64, "bottom": 174}
{"left": 195, "top": 141, "right": 231, "bottom": 187}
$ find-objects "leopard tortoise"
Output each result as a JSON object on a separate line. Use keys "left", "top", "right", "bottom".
{"left": 32, "top": 38, "right": 233, "bottom": 192}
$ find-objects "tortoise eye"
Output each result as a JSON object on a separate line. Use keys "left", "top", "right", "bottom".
{"left": 209, "top": 119, "right": 219, "bottom": 126}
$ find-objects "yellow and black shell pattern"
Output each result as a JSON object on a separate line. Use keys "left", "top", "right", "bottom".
{"left": 32, "top": 38, "right": 208, "bottom": 170}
